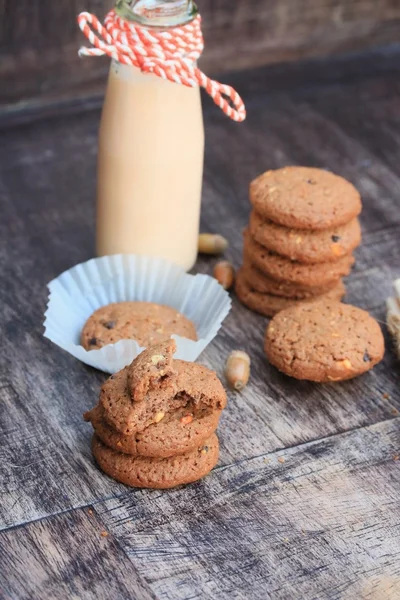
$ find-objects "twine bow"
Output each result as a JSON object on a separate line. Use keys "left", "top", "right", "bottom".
{"left": 77, "top": 10, "right": 246, "bottom": 122}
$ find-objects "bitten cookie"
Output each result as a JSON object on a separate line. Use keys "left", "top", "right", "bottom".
{"left": 127, "top": 339, "right": 176, "bottom": 402}
{"left": 85, "top": 403, "right": 221, "bottom": 458}
{"left": 249, "top": 211, "right": 361, "bottom": 264}
{"left": 249, "top": 166, "right": 361, "bottom": 230}
{"left": 244, "top": 231, "right": 354, "bottom": 287}
{"left": 235, "top": 269, "right": 345, "bottom": 317}
{"left": 99, "top": 343, "right": 227, "bottom": 434}
{"left": 81, "top": 301, "right": 197, "bottom": 350}
{"left": 264, "top": 300, "right": 385, "bottom": 382}
{"left": 92, "top": 433, "right": 219, "bottom": 489}
{"left": 241, "top": 257, "right": 340, "bottom": 298}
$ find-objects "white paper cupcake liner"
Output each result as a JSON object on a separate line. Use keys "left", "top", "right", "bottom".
{"left": 43, "top": 254, "right": 232, "bottom": 374}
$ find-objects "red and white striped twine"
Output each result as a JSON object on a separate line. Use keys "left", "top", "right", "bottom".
{"left": 77, "top": 10, "right": 246, "bottom": 122}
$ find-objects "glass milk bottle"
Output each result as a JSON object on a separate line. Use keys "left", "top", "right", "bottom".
{"left": 96, "top": 0, "right": 204, "bottom": 271}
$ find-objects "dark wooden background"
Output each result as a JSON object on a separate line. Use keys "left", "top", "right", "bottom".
{"left": 1, "top": 1, "right": 400, "bottom": 597}
{"left": 1, "top": 47, "right": 400, "bottom": 598}
{"left": 1, "top": 0, "right": 400, "bottom": 109}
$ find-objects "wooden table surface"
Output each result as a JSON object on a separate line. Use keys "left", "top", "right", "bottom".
{"left": 1, "top": 48, "right": 400, "bottom": 600}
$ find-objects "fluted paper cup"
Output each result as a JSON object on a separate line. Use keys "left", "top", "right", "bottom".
{"left": 43, "top": 255, "right": 232, "bottom": 374}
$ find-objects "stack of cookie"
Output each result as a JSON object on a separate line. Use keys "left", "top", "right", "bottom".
{"left": 236, "top": 166, "right": 362, "bottom": 317}
{"left": 84, "top": 339, "right": 226, "bottom": 489}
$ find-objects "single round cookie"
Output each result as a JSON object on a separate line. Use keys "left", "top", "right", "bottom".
{"left": 264, "top": 300, "right": 385, "bottom": 382}
{"left": 241, "top": 256, "right": 339, "bottom": 298}
{"left": 249, "top": 166, "right": 362, "bottom": 230}
{"left": 85, "top": 403, "right": 221, "bottom": 458}
{"left": 100, "top": 359, "right": 227, "bottom": 434}
{"left": 92, "top": 433, "right": 219, "bottom": 489}
{"left": 81, "top": 301, "right": 197, "bottom": 350}
{"left": 235, "top": 269, "right": 345, "bottom": 317}
{"left": 244, "top": 231, "right": 354, "bottom": 287}
{"left": 249, "top": 211, "right": 361, "bottom": 264}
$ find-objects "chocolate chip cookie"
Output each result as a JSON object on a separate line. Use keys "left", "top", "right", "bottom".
{"left": 264, "top": 300, "right": 385, "bottom": 381}
{"left": 99, "top": 342, "right": 227, "bottom": 434}
{"left": 241, "top": 256, "right": 340, "bottom": 298}
{"left": 235, "top": 269, "right": 345, "bottom": 317}
{"left": 81, "top": 301, "right": 197, "bottom": 350}
{"left": 85, "top": 402, "right": 221, "bottom": 458}
{"left": 92, "top": 433, "right": 219, "bottom": 489}
{"left": 249, "top": 166, "right": 361, "bottom": 230}
{"left": 249, "top": 211, "right": 361, "bottom": 264}
{"left": 244, "top": 230, "right": 354, "bottom": 287}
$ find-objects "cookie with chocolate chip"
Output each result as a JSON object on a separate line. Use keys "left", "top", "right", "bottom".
{"left": 84, "top": 402, "right": 221, "bottom": 458}
{"left": 244, "top": 230, "right": 354, "bottom": 287}
{"left": 249, "top": 211, "right": 361, "bottom": 264}
{"left": 81, "top": 301, "right": 197, "bottom": 350}
{"left": 98, "top": 342, "right": 227, "bottom": 434}
{"left": 264, "top": 300, "right": 384, "bottom": 382}
{"left": 235, "top": 268, "right": 345, "bottom": 317}
{"left": 91, "top": 432, "right": 219, "bottom": 489}
{"left": 250, "top": 166, "right": 361, "bottom": 230}
{"left": 241, "top": 256, "right": 340, "bottom": 299}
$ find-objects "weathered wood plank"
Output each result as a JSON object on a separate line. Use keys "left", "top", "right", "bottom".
{"left": 94, "top": 418, "right": 400, "bottom": 600}
{"left": 0, "top": 55, "right": 400, "bottom": 533}
{"left": 1, "top": 0, "right": 400, "bottom": 108}
{"left": 0, "top": 507, "right": 156, "bottom": 600}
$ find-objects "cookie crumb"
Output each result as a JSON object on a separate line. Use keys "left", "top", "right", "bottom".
{"left": 88, "top": 509, "right": 93, "bottom": 515}
{"left": 100, "top": 531, "right": 108, "bottom": 537}
{"left": 263, "top": 458, "right": 270, "bottom": 464}
{"left": 393, "top": 455, "right": 399, "bottom": 461}
{"left": 278, "top": 457, "right": 285, "bottom": 464}
{"left": 391, "top": 408, "right": 399, "bottom": 416}
{"left": 383, "top": 393, "right": 390, "bottom": 400}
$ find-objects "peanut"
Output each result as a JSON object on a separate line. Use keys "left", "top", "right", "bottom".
{"left": 151, "top": 354, "right": 165, "bottom": 365}
{"left": 336, "top": 358, "right": 352, "bottom": 370}
{"left": 213, "top": 261, "right": 235, "bottom": 290}
{"left": 198, "top": 233, "right": 228, "bottom": 255}
{"left": 180, "top": 414, "right": 193, "bottom": 425}
{"left": 225, "top": 350, "right": 251, "bottom": 391}
{"left": 154, "top": 411, "right": 165, "bottom": 423}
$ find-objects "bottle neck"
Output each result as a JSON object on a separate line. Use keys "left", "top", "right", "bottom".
{"left": 114, "top": 0, "right": 198, "bottom": 28}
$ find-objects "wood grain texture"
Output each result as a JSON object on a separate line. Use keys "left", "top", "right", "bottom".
{"left": 0, "top": 507, "right": 157, "bottom": 600}
{"left": 94, "top": 419, "right": 400, "bottom": 600}
{"left": 0, "top": 51, "right": 400, "bottom": 535}
{"left": 1, "top": 0, "right": 400, "bottom": 108}
{"left": 1, "top": 51, "right": 400, "bottom": 600}
{"left": 1, "top": 420, "right": 399, "bottom": 599}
